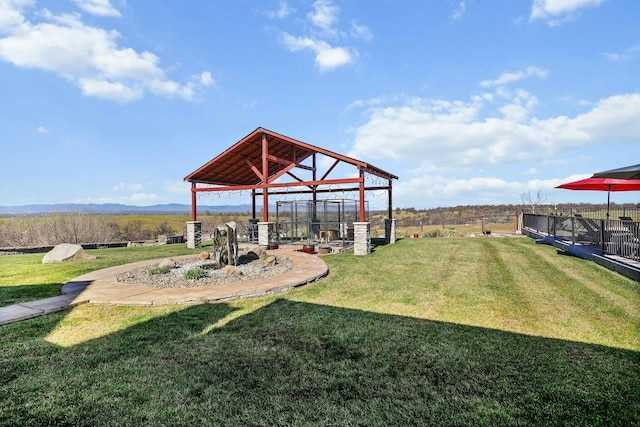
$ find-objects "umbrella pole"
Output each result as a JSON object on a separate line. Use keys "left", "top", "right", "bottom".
{"left": 607, "top": 187, "right": 611, "bottom": 219}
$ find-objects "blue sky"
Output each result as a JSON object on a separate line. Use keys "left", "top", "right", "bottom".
{"left": 1, "top": 0, "right": 638, "bottom": 210}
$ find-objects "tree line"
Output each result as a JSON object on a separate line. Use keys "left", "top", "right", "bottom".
{"left": 0, "top": 212, "right": 175, "bottom": 248}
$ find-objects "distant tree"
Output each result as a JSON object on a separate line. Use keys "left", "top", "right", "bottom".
{"left": 154, "top": 220, "right": 174, "bottom": 237}
{"left": 520, "top": 186, "right": 548, "bottom": 214}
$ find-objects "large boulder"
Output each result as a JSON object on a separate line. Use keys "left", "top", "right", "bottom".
{"left": 158, "top": 258, "right": 176, "bottom": 269}
{"left": 42, "top": 243, "right": 95, "bottom": 264}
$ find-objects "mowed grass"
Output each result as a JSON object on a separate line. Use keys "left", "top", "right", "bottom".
{"left": 1, "top": 237, "right": 639, "bottom": 426}
{"left": 0, "top": 243, "right": 212, "bottom": 306}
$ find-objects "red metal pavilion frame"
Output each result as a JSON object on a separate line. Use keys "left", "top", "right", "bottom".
{"left": 184, "top": 127, "right": 398, "bottom": 222}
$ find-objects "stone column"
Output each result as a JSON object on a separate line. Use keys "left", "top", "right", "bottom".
{"left": 257, "top": 222, "right": 273, "bottom": 250}
{"left": 186, "top": 221, "right": 202, "bottom": 249}
{"left": 353, "top": 222, "right": 371, "bottom": 256}
{"left": 385, "top": 218, "right": 397, "bottom": 244}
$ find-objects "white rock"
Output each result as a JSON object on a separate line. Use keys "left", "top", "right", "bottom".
{"left": 42, "top": 243, "right": 94, "bottom": 264}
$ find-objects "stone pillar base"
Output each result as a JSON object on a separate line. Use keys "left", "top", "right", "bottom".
{"left": 385, "top": 219, "right": 397, "bottom": 244}
{"left": 257, "top": 222, "right": 273, "bottom": 250}
{"left": 353, "top": 222, "right": 371, "bottom": 256}
{"left": 186, "top": 221, "right": 202, "bottom": 249}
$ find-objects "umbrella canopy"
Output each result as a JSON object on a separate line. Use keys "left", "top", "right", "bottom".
{"left": 555, "top": 177, "right": 640, "bottom": 218}
{"left": 592, "top": 164, "right": 640, "bottom": 180}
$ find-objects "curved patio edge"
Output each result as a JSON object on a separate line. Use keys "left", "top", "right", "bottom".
{"left": 62, "top": 246, "right": 328, "bottom": 306}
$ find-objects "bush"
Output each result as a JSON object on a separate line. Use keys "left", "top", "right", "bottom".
{"left": 148, "top": 266, "right": 171, "bottom": 275}
{"left": 184, "top": 268, "right": 208, "bottom": 279}
{"left": 423, "top": 229, "right": 442, "bottom": 238}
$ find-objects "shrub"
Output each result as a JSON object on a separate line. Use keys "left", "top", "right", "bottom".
{"left": 148, "top": 266, "right": 171, "bottom": 275}
{"left": 184, "top": 268, "right": 208, "bottom": 279}
{"left": 423, "top": 229, "right": 442, "bottom": 238}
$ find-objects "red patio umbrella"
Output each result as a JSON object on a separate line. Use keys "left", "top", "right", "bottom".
{"left": 555, "top": 177, "right": 640, "bottom": 218}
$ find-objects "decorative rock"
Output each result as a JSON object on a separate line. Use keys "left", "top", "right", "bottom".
{"left": 221, "top": 265, "right": 242, "bottom": 277}
{"left": 198, "top": 251, "right": 210, "bottom": 260}
{"left": 263, "top": 256, "right": 277, "bottom": 267}
{"left": 42, "top": 243, "right": 95, "bottom": 264}
{"left": 244, "top": 246, "right": 265, "bottom": 259}
{"left": 158, "top": 258, "right": 176, "bottom": 269}
{"left": 212, "top": 222, "right": 238, "bottom": 266}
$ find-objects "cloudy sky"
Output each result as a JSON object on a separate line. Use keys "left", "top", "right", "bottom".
{"left": 1, "top": 0, "right": 638, "bottom": 209}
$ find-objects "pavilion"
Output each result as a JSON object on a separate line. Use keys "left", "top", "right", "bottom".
{"left": 184, "top": 127, "right": 398, "bottom": 255}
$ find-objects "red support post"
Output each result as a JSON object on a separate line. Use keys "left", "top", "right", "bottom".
{"left": 359, "top": 169, "right": 365, "bottom": 222}
{"left": 388, "top": 179, "right": 393, "bottom": 220}
{"left": 191, "top": 182, "right": 197, "bottom": 221}
{"left": 312, "top": 153, "right": 317, "bottom": 220}
{"left": 252, "top": 189, "right": 256, "bottom": 219}
{"left": 262, "top": 133, "right": 269, "bottom": 222}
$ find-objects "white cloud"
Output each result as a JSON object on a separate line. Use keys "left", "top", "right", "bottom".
{"left": 243, "top": 99, "right": 258, "bottom": 109}
{"left": 79, "top": 78, "right": 142, "bottom": 102}
{"left": 530, "top": 0, "right": 606, "bottom": 25}
{"left": 480, "top": 66, "right": 548, "bottom": 87}
{"left": 77, "top": 193, "right": 161, "bottom": 205}
{"left": 308, "top": 0, "right": 340, "bottom": 36}
{"left": 0, "top": 0, "right": 30, "bottom": 28}
{"left": 199, "top": 71, "right": 214, "bottom": 87}
{"left": 273, "top": 0, "right": 366, "bottom": 71}
{"left": 112, "top": 182, "right": 144, "bottom": 192}
{"left": 281, "top": 33, "right": 356, "bottom": 71}
{"left": 37, "top": 125, "right": 48, "bottom": 134}
{"left": 350, "top": 89, "right": 640, "bottom": 170}
{"left": 71, "top": 0, "right": 120, "bottom": 17}
{"left": 602, "top": 46, "right": 640, "bottom": 62}
{"left": 266, "top": 1, "right": 294, "bottom": 19}
{"left": 163, "top": 181, "right": 190, "bottom": 196}
{"left": 350, "top": 20, "right": 372, "bottom": 41}
{"left": 129, "top": 193, "right": 160, "bottom": 203}
{"left": 452, "top": 1, "right": 466, "bottom": 20}
{"left": 0, "top": 2, "right": 212, "bottom": 102}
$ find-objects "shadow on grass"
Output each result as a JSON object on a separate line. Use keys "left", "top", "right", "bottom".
{"left": 0, "top": 283, "right": 63, "bottom": 307}
{"left": 1, "top": 299, "right": 638, "bottom": 426}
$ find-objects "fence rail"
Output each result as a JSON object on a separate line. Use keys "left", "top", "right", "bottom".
{"left": 522, "top": 213, "right": 640, "bottom": 262}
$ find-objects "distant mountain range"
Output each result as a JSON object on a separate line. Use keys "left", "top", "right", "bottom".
{"left": 0, "top": 203, "right": 253, "bottom": 215}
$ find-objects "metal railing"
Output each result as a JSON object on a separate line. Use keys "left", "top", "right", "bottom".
{"left": 522, "top": 213, "right": 640, "bottom": 262}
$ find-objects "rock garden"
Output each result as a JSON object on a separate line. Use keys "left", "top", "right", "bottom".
{"left": 116, "top": 246, "right": 293, "bottom": 289}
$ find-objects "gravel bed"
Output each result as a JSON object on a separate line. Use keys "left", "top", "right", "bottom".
{"left": 116, "top": 255, "right": 294, "bottom": 289}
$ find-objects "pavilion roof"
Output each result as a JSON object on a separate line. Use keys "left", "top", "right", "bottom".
{"left": 184, "top": 127, "right": 397, "bottom": 186}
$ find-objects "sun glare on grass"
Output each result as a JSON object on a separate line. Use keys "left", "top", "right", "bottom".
{"left": 45, "top": 305, "right": 186, "bottom": 347}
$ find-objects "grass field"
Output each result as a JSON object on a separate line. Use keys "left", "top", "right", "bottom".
{"left": 1, "top": 237, "right": 639, "bottom": 426}
{"left": 0, "top": 243, "right": 211, "bottom": 306}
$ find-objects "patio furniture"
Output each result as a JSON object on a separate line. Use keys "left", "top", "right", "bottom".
{"left": 619, "top": 216, "right": 640, "bottom": 259}
{"left": 573, "top": 214, "right": 601, "bottom": 243}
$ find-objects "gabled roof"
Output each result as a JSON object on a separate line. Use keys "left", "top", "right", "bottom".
{"left": 184, "top": 127, "right": 397, "bottom": 186}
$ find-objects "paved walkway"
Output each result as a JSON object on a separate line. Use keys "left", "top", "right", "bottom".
{"left": 0, "top": 246, "right": 328, "bottom": 326}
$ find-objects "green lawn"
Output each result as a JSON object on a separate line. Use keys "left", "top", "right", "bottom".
{"left": 0, "top": 243, "right": 212, "bottom": 306}
{"left": 1, "top": 238, "right": 638, "bottom": 426}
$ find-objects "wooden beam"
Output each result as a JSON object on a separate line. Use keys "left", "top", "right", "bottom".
{"left": 321, "top": 159, "right": 340, "bottom": 181}
{"left": 255, "top": 185, "right": 391, "bottom": 196}
{"left": 193, "top": 177, "right": 363, "bottom": 193}
{"left": 245, "top": 158, "right": 263, "bottom": 182}
{"left": 286, "top": 171, "right": 306, "bottom": 183}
